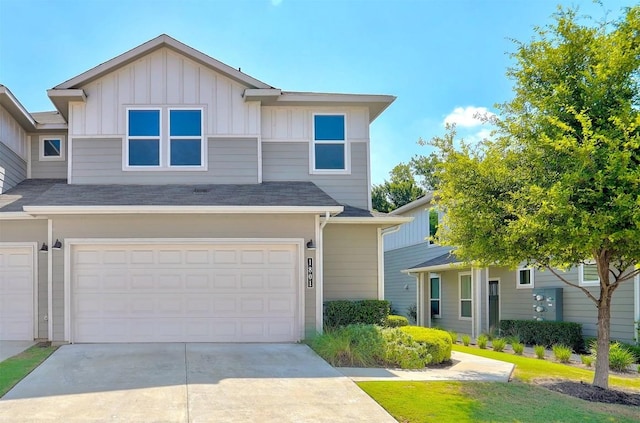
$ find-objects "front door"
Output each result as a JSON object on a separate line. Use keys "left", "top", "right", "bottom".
{"left": 488, "top": 280, "right": 499, "bottom": 331}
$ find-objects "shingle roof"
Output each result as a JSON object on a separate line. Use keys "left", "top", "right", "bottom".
{"left": 31, "top": 111, "right": 66, "bottom": 125}
{"left": 337, "top": 205, "right": 387, "bottom": 218}
{"left": 407, "top": 252, "right": 462, "bottom": 270}
{"left": 1, "top": 180, "right": 342, "bottom": 210}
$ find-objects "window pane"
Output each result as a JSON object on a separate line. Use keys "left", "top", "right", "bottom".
{"left": 170, "top": 110, "right": 202, "bottom": 136}
{"left": 460, "top": 276, "right": 471, "bottom": 298}
{"left": 315, "top": 143, "right": 345, "bottom": 170}
{"left": 129, "top": 139, "right": 160, "bottom": 166}
{"left": 461, "top": 300, "right": 472, "bottom": 318}
{"left": 44, "top": 139, "right": 61, "bottom": 156}
{"left": 519, "top": 269, "right": 531, "bottom": 285}
{"left": 314, "top": 115, "right": 345, "bottom": 140}
{"left": 128, "top": 110, "right": 160, "bottom": 136}
{"left": 429, "top": 208, "right": 439, "bottom": 244}
{"left": 583, "top": 264, "right": 599, "bottom": 282}
{"left": 170, "top": 139, "right": 201, "bottom": 166}
{"left": 430, "top": 277, "right": 440, "bottom": 299}
{"left": 431, "top": 300, "right": 440, "bottom": 316}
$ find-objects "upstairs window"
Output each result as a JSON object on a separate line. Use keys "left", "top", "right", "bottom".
{"left": 39, "top": 136, "right": 65, "bottom": 161}
{"left": 312, "top": 114, "right": 347, "bottom": 172}
{"left": 125, "top": 108, "right": 204, "bottom": 170}
{"left": 428, "top": 208, "right": 439, "bottom": 245}
{"left": 579, "top": 261, "right": 600, "bottom": 286}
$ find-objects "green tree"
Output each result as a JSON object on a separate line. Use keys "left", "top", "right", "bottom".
{"left": 432, "top": 6, "right": 640, "bottom": 389}
{"left": 372, "top": 163, "right": 425, "bottom": 212}
{"left": 410, "top": 149, "right": 442, "bottom": 191}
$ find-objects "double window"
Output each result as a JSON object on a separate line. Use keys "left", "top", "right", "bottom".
{"left": 39, "top": 135, "right": 65, "bottom": 161}
{"left": 126, "top": 108, "right": 204, "bottom": 170}
{"left": 430, "top": 274, "right": 441, "bottom": 318}
{"left": 312, "top": 114, "right": 347, "bottom": 172}
{"left": 459, "top": 273, "right": 472, "bottom": 319}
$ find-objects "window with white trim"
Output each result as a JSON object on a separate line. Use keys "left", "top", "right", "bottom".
{"left": 125, "top": 107, "right": 204, "bottom": 169}
{"left": 428, "top": 208, "right": 439, "bottom": 245}
{"left": 516, "top": 267, "right": 534, "bottom": 289}
{"left": 39, "top": 135, "right": 65, "bottom": 161}
{"left": 459, "top": 273, "right": 472, "bottom": 319}
{"left": 312, "top": 114, "right": 347, "bottom": 172}
{"left": 430, "top": 274, "right": 441, "bottom": 318}
{"left": 579, "top": 261, "right": 600, "bottom": 286}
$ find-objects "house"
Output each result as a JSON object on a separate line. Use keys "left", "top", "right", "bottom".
{"left": 384, "top": 196, "right": 640, "bottom": 344}
{"left": 0, "top": 35, "right": 411, "bottom": 344}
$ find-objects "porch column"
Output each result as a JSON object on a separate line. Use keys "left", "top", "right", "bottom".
{"left": 473, "top": 267, "right": 487, "bottom": 338}
{"left": 416, "top": 273, "right": 425, "bottom": 327}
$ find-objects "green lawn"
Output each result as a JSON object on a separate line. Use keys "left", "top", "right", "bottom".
{"left": 0, "top": 345, "right": 57, "bottom": 397}
{"left": 357, "top": 345, "right": 640, "bottom": 423}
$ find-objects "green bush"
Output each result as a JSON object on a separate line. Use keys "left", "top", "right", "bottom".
{"left": 504, "top": 334, "right": 521, "bottom": 345}
{"left": 552, "top": 344, "right": 572, "bottom": 363}
{"left": 310, "top": 324, "right": 384, "bottom": 367}
{"left": 499, "top": 320, "right": 584, "bottom": 352}
{"left": 324, "top": 300, "right": 390, "bottom": 328}
{"left": 534, "top": 345, "right": 546, "bottom": 359}
{"left": 581, "top": 355, "right": 593, "bottom": 367}
{"left": 381, "top": 328, "right": 432, "bottom": 369}
{"left": 589, "top": 340, "right": 637, "bottom": 371}
{"left": 477, "top": 334, "right": 488, "bottom": 349}
{"left": 461, "top": 334, "right": 471, "bottom": 346}
{"left": 492, "top": 338, "right": 507, "bottom": 352}
{"left": 385, "top": 315, "right": 409, "bottom": 328}
{"left": 399, "top": 326, "right": 452, "bottom": 364}
{"left": 448, "top": 331, "right": 458, "bottom": 343}
{"left": 618, "top": 343, "right": 640, "bottom": 363}
{"left": 512, "top": 342, "right": 524, "bottom": 355}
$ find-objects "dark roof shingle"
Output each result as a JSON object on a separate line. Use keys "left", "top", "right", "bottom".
{"left": 407, "top": 251, "right": 461, "bottom": 270}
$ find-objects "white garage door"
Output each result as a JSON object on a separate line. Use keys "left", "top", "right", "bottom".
{"left": 0, "top": 246, "right": 35, "bottom": 341}
{"left": 71, "top": 243, "right": 300, "bottom": 343}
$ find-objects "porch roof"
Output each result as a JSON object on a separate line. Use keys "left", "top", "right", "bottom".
{"left": 403, "top": 252, "right": 464, "bottom": 273}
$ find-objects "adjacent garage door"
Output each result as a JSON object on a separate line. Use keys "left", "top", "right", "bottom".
{"left": 71, "top": 242, "right": 300, "bottom": 343}
{"left": 0, "top": 246, "right": 35, "bottom": 341}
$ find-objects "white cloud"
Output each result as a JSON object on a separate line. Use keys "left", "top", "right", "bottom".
{"left": 443, "top": 106, "right": 495, "bottom": 128}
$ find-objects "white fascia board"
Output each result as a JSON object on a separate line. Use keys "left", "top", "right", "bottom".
{"left": 323, "top": 216, "right": 413, "bottom": 225}
{"left": 0, "top": 212, "right": 40, "bottom": 220}
{"left": 35, "top": 123, "right": 69, "bottom": 131}
{"left": 401, "top": 262, "right": 466, "bottom": 274}
{"left": 0, "top": 86, "right": 37, "bottom": 130}
{"left": 46, "top": 89, "right": 86, "bottom": 121}
{"left": 243, "top": 88, "right": 282, "bottom": 102}
{"left": 390, "top": 193, "right": 434, "bottom": 215}
{"left": 22, "top": 205, "right": 345, "bottom": 215}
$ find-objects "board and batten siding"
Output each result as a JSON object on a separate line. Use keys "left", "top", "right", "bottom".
{"left": 48, "top": 214, "right": 316, "bottom": 342}
{"left": 0, "top": 219, "right": 49, "bottom": 339}
{"left": 384, "top": 206, "right": 431, "bottom": 252}
{"left": 71, "top": 137, "right": 258, "bottom": 184}
{"left": 262, "top": 142, "right": 369, "bottom": 209}
{"left": 0, "top": 141, "right": 26, "bottom": 193}
{"left": 0, "top": 105, "right": 28, "bottom": 160}
{"left": 29, "top": 135, "right": 68, "bottom": 179}
{"left": 68, "top": 47, "right": 261, "bottom": 138}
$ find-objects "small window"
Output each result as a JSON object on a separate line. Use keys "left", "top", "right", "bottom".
{"left": 579, "top": 261, "right": 600, "bottom": 286}
{"left": 459, "top": 273, "right": 472, "bottom": 319}
{"left": 169, "top": 109, "right": 203, "bottom": 167}
{"left": 127, "top": 109, "right": 160, "bottom": 167}
{"left": 313, "top": 114, "right": 347, "bottom": 172}
{"left": 516, "top": 268, "right": 534, "bottom": 289}
{"left": 428, "top": 208, "right": 439, "bottom": 245}
{"left": 39, "top": 136, "right": 65, "bottom": 161}
{"left": 430, "top": 274, "right": 441, "bottom": 318}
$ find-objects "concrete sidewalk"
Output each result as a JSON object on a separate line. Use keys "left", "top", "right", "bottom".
{"left": 338, "top": 351, "right": 514, "bottom": 382}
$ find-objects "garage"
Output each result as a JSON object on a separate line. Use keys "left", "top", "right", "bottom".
{"left": 0, "top": 244, "right": 35, "bottom": 341}
{"left": 69, "top": 240, "right": 302, "bottom": 343}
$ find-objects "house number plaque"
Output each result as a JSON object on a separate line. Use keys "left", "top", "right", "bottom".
{"left": 307, "top": 258, "right": 313, "bottom": 288}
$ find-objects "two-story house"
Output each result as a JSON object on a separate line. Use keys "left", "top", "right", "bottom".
{"left": 0, "top": 35, "right": 410, "bottom": 344}
{"left": 384, "top": 196, "right": 640, "bottom": 344}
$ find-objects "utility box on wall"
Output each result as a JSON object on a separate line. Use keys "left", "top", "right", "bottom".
{"left": 532, "top": 288, "right": 563, "bottom": 321}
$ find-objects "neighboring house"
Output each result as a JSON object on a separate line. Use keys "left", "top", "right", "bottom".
{"left": 0, "top": 35, "right": 410, "bottom": 344}
{"left": 384, "top": 197, "right": 640, "bottom": 344}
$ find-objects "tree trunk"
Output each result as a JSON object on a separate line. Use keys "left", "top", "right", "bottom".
{"left": 592, "top": 259, "right": 612, "bottom": 389}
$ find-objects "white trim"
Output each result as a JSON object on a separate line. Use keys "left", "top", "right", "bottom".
{"left": 366, "top": 139, "right": 372, "bottom": 211}
{"left": 167, "top": 107, "right": 206, "bottom": 170}
{"left": 47, "top": 219, "right": 53, "bottom": 340}
{"left": 314, "top": 214, "right": 322, "bottom": 334}
{"left": 487, "top": 276, "right": 501, "bottom": 330}
{"left": 24, "top": 205, "right": 345, "bottom": 215}
{"left": 516, "top": 267, "right": 535, "bottom": 289}
{"left": 325, "top": 216, "right": 412, "bottom": 225}
{"left": 416, "top": 273, "right": 424, "bottom": 327}
{"left": 257, "top": 136, "right": 263, "bottom": 183}
{"left": 39, "top": 135, "right": 66, "bottom": 161}
{"left": 634, "top": 272, "right": 639, "bottom": 343}
{"left": 0, "top": 242, "right": 38, "bottom": 340}
{"left": 63, "top": 237, "right": 306, "bottom": 343}
{"left": 27, "top": 135, "right": 32, "bottom": 178}
{"left": 579, "top": 262, "right": 600, "bottom": 286}
{"left": 474, "top": 268, "right": 482, "bottom": 336}
{"left": 310, "top": 112, "right": 350, "bottom": 175}
{"left": 123, "top": 107, "right": 162, "bottom": 170}
{"left": 402, "top": 261, "right": 464, "bottom": 273}
{"left": 458, "top": 271, "right": 472, "bottom": 321}
{"left": 429, "top": 273, "right": 441, "bottom": 319}
{"left": 0, "top": 213, "right": 40, "bottom": 220}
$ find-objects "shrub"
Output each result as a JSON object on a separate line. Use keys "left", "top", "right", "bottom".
{"left": 619, "top": 343, "right": 640, "bottom": 363}
{"left": 461, "top": 334, "right": 471, "bottom": 346}
{"left": 534, "top": 345, "right": 546, "bottom": 359}
{"left": 448, "top": 331, "right": 458, "bottom": 343}
{"left": 385, "top": 315, "right": 409, "bottom": 328}
{"left": 552, "top": 344, "right": 572, "bottom": 363}
{"left": 492, "top": 338, "right": 507, "bottom": 352}
{"left": 407, "top": 304, "right": 417, "bottom": 324}
{"left": 581, "top": 355, "right": 593, "bottom": 367}
{"left": 310, "top": 324, "right": 384, "bottom": 367}
{"left": 499, "top": 320, "right": 584, "bottom": 352}
{"left": 381, "top": 328, "right": 432, "bottom": 369}
{"left": 609, "top": 342, "right": 636, "bottom": 371}
{"left": 512, "top": 342, "right": 524, "bottom": 355}
{"left": 477, "top": 334, "right": 488, "bottom": 349}
{"left": 399, "top": 326, "right": 452, "bottom": 364}
{"left": 324, "top": 300, "right": 390, "bottom": 328}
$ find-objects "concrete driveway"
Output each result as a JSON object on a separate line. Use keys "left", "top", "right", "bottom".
{"left": 0, "top": 343, "right": 396, "bottom": 422}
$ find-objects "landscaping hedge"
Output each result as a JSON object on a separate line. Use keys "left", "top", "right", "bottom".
{"left": 399, "top": 326, "right": 452, "bottom": 364}
{"left": 385, "top": 315, "right": 409, "bottom": 327}
{"left": 324, "top": 300, "right": 390, "bottom": 328}
{"left": 500, "top": 319, "right": 584, "bottom": 352}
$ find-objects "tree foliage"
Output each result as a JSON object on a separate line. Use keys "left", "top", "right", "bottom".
{"left": 372, "top": 163, "right": 425, "bottom": 212}
{"left": 431, "top": 6, "right": 640, "bottom": 388}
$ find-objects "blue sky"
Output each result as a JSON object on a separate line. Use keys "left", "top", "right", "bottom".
{"left": 0, "top": 0, "right": 629, "bottom": 184}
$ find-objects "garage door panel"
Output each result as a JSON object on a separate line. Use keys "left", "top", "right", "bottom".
{"left": 0, "top": 247, "right": 34, "bottom": 341}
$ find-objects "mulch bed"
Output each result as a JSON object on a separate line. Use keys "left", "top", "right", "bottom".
{"left": 539, "top": 380, "right": 640, "bottom": 407}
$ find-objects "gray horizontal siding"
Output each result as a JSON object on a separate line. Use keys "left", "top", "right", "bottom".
{"left": 71, "top": 137, "right": 258, "bottom": 184}
{"left": 431, "top": 269, "right": 473, "bottom": 335}
{"left": 262, "top": 142, "right": 369, "bottom": 209}
{"left": 384, "top": 243, "right": 451, "bottom": 318}
{"left": 0, "top": 142, "right": 26, "bottom": 193}
{"left": 30, "top": 136, "right": 68, "bottom": 179}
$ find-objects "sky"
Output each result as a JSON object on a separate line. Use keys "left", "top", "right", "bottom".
{"left": 0, "top": 0, "right": 631, "bottom": 184}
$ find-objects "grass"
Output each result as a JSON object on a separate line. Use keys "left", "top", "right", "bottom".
{"left": 0, "top": 345, "right": 57, "bottom": 397}
{"left": 358, "top": 380, "right": 640, "bottom": 423}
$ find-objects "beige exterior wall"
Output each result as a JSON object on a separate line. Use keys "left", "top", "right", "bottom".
{"left": 427, "top": 269, "right": 473, "bottom": 336}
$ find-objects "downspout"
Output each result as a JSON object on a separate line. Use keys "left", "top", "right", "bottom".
{"left": 47, "top": 219, "right": 53, "bottom": 341}
{"left": 378, "top": 225, "right": 401, "bottom": 300}
{"left": 316, "top": 211, "right": 331, "bottom": 334}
